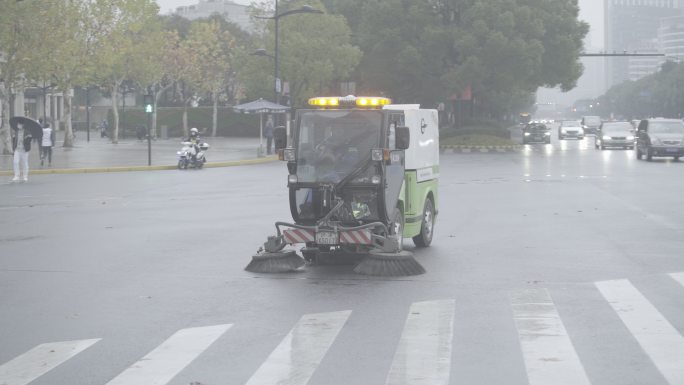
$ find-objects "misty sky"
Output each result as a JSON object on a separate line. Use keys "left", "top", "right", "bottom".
{"left": 155, "top": 0, "right": 604, "bottom": 48}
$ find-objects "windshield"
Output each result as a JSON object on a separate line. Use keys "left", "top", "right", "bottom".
{"left": 603, "top": 123, "right": 633, "bottom": 133}
{"left": 295, "top": 110, "right": 382, "bottom": 183}
{"left": 649, "top": 121, "right": 684, "bottom": 134}
{"left": 562, "top": 121, "right": 580, "bottom": 127}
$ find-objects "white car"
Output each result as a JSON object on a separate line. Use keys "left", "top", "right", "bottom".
{"left": 558, "top": 120, "right": 585, "bottom": 140}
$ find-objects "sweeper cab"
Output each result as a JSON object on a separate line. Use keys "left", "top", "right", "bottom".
{"left": 246, "top": 96, "right": 439, "bottom": 276}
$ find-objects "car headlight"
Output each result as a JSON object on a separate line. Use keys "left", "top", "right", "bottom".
{"left": 371, "top": 148, "right": 384, "bottom": 161}
{"left": 603, "top": 135, "right": 611, "bottom": 140}
{"left": 545, "top": 132, "right": 551, "bottom": 136}
{"left": 626, "top": 135, "right": 635, "bottom": 141}
{"left": 524, "top": 132, "right": 531, "bottom": 136}
{"left": 371, "top": 175, "right": 382, "bottom": 185}
{"left": 651, "top": 138, "right": 662, "bottom": 145}
{"left": 287, "top": 174, "right": 298, "bottom": 184}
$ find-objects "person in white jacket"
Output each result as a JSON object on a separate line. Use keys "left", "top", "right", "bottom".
{"left": 41, "top": 122, "right": 55, "bottom": 166}
{"left": 11, "top": 122, "right": 33, "bottom": 182}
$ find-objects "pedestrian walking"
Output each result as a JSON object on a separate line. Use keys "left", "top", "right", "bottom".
{"left": 264, "top": 115, "right": 274, "bottom": 155}
{"left": 40, "top": 122, "right": 55, "bottom": 167}
{"left": 100, "top": 120, "right": 108, "bottom": 138}
{"left": 11, "top": 122, "right": 33, "bottom": 182}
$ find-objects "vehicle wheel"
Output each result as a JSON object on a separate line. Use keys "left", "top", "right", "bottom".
{"left": 177, "top": 160, "right": 184, "bottom": 169}
{"left": 391, "top": 208, "right": 404, "bottom": 251}
{"left": 600, "top": 144, "right": 605, "bottom": 150}
{"left": 413, "top": 198, "right": 435, "bottom": 248}
{"left": 636, "top": 147, "right": 643, "bottom": 160}
{"left": 675, "top": 156, "right": 680, "bottom": 161}
{"left": 197, "top": 159, "right": 204, "bottom": 169}
{"left": 545, "top": 139, "right": 551, "bottom": 144}
{"left": 559, "top": 134, "right": 563, "bottom": 140}
{"left": 646, "top": 148, "right": 653, "bottom": 161}
{"left": 595, "top": 140, "right": 599, "bottom": 149}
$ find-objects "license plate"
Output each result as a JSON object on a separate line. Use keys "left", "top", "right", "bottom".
{"left": 316, "top": 231, "right": 338, "bottom": 245}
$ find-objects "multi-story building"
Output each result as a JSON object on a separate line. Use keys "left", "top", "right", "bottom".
{"left": 604, "top": 0, "right": 682, "bottom": 87}
{"left": 659, "top": 15, "right": 684, "bottom": 61}
{"left": 174, "top": 0, "right": 251, "bottom": 31}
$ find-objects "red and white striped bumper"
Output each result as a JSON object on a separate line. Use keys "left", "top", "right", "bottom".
{"left": 282, "top": 228, "right": 373, "bottom": 245}
{"left": 339, "top": 229, "right": 372, "bottom": 245}
{"left": 283, "top": 229, "right": 315, "bottom": 244}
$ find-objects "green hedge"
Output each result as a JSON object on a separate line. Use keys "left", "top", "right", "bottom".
{"left": 109, "top": 107, "right": 263, "bottom": 137}
{"left": 440, "top": 119, "right": 511, "bottom": 139}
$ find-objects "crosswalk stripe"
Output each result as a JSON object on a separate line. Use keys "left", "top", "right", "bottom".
{"left": 670, "top": 272, "right": 684, "bottom": 287}
{"left": 244, "top": 310, "right": 350, "bottom": 385}
{"left": 0, "top": 338, "right": 100, "bottom": 385}
{"left": 385, "top": 300, "right": 455, "bottom": 385}
{"left": 510, "top": 289, "right": 591, "bottom": 385}
{"left": 105, "top": 324, "right": 231, "bottom": 385}
{"left": 596, "top": 279, "right": 684, "bottom": 385}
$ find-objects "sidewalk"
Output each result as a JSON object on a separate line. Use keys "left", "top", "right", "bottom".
{"left": 0, "top": 134, "right": 271, "bottom": 172}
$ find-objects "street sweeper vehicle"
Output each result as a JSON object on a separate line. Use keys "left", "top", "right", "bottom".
{"left": 246, "top": 96, "right": 439, "bottom": 276}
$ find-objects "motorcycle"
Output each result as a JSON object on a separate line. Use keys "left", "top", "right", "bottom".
{"left": 177, "top": 141, "right": 209, "bottom": 169}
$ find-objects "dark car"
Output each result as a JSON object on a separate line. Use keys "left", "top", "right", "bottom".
{"left": 522, "top": 123, "right": 551, "bottom": 144}
{"left": 595, "top": 121, "right": 635, "bottom": 150}
{"left": 581, "top": 115, "right": 602, "bottom": 136}
{"left": 636, "top": 119, "right": 684, "bottom": 161}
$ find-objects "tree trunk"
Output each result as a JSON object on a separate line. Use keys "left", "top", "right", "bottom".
{"left": 0, "top": 87, "right": 12, "bottom": 155}
{"left": 212, "top": 91, "right": 218, "bottom": 137}
{"left": 182, "top": 100, "right": 189, "bottom": 139}
{"left": 63, "top": 90, "right": 74, "bottom": 147}
{"left": 153, "top": 84, "right": 173, "bottom": 138}
{"left": 111, "top": 88, "right": 119, "bottom": 144}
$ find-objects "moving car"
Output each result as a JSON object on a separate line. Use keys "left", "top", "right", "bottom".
{"left": 522, "top": 123, "right": 551, "bottom": 144}
{"left": 595, "top": 121, "right": 635, "bottom": 150}
{"left": 581, "top": 115, "right": 602, "bottom": 136}
{"left": 636, "top": 118, "right": 684, "bottom": 161}
{"left": 558, "top": 120, "right": 585, "bottom": 140}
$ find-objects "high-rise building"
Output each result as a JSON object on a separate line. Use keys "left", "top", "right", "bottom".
{"left": 174, "top": 0, "right": 251, "bottom": 31}
{"left": 604, "top": 0, "right": 682, "bottom": 88}
{"left": 659, "top": 15, "right": 684, "bottom": 61}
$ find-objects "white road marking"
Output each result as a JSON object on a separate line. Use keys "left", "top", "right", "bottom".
{"left": 385, "top": 300, "right": 455, "bottom": 385}
{"left": 510, "top": 289, "right": 591, "bottom": 385}
{"left": 105, "top": 324, "right": 231, "bottom": 385}
{"left": 0, "top": 339, "right": 100, "bottom": 385}
{"left": 596, "top": 279, "right": 684, "bottom": 385}
{"left": 244, "top": 310, "right": 350, "bottom": 385}
{"left": 670, "top": 272, "right": 684, "bottom": 287}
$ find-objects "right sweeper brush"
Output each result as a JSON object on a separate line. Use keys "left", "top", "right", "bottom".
{"left": 353, "top": 250, "right": 425, "bottom": 277}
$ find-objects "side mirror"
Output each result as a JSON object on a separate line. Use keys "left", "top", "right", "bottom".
{"left": 396, "top": 126, "right": 410, "bottom": 150}
{"left": 274, "top": 126, "right": 287, "bottom": 150}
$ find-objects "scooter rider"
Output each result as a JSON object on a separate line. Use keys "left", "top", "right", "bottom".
{"left": 186, "top": 128, "right": 201, "bottom": 161}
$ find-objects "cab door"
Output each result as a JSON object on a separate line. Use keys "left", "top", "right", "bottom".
{"left": 383, "top": 112, "right": 405, "bottom": 222}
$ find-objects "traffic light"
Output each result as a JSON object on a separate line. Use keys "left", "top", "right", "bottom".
{"left": 144, "top": 94, "right": 153, "bottom": 113}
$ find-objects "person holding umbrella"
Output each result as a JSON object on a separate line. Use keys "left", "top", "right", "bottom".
{"left": 10, "top": 117, "right": 42, "bottom": 182}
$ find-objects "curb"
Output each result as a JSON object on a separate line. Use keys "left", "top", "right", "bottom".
{"left": 440, "top": 145, "right": 522, "bottom": 153}
{"left": 0, "top": 156, "right": 278, "bottom": 176}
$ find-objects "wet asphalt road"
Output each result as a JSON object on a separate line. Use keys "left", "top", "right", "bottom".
{"left": 1, "top": 125, "right": 683, "bottom": 385}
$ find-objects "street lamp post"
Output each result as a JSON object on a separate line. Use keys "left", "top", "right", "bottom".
{"left": 256, "top": 1, "right": 323, "bottom": 105}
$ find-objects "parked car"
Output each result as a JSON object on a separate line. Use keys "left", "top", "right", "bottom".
{"left": 595, "top": 121, "right": 635, "bottom": 150}
{"left": 636, "top": 118, "right": 684, "bottom": 161}
{"left": 522, "top": 123, "right": 551, "bottom": 144}
{"left": 558, "top": 120, "right": 584, "bottom": 140}
{"left": 581, "top": 116, "right": 602, "bottom": 136}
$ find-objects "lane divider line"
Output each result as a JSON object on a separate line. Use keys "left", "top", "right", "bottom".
{"left": 0, "top": 339, "right": 101, "bottom": 385}
{"left": 596, "top": 279, "right": 684, "bottom": 385}
{"left": 244, "top": 311, "right": 351, "bottom": 385}
{"left": 385, "top": 300, "right": 455, "bottom": 385}
{"left": 510, "top": 288, "right": 591, "bottom": 385}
